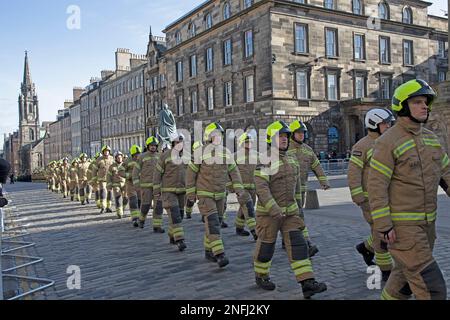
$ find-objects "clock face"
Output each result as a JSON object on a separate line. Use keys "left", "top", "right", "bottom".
{"left": 27, "top": 114, "right": 34, "bottom": 121}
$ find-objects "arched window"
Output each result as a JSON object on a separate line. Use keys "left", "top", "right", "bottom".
{"left": 223, "top": 2, "right": 231, "bottom": 20}
{"left": 327, "top": 127, "right": 339, "bottom": 152}
{"left": 402, "top": 7, "right": 413, "bottom": 24}
{"left": 188, "top": 23, "right": 196, "bottom": 38}
{"left": 29, "top": 128, "right": 35, "bottom": 141}
{"left": 244, "top": 0, "right": 253, "bottom": 9}
{"left": 205, "top": 13, "right": 213, "bottom": 29}
{"left": 28, "top": 103, "right": 33, "bottom": 114}
{"left": 378, "top": 2, "right": 389, "bottom": 20}
{"left": 175, "top": 31, "right": 182, "bottom": 45}
{"left": 352, "top": 0, "right": 362, "bottom": 15}
{"left": 324, "top": 0, "right": 335, "bottom": 9}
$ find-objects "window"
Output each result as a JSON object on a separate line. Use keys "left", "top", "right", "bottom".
{"left": 295, "top": 24, "right": 308, "bottom": 54}
{"left": 176, "top": 61, "right": 183, "bottom": 82}
{"left": 244, "top": 30, "right": 254, "bottom": 58}
{"left": 206, "top": 47, "right": 214, "bottom": 72}
{"left": 223, "top": 2, "right": 231, "bottom": 20}
{"left": 296, "top": 70, "right": 309, "bottom": 100}
{"left": 326, "top": 73, "right": 338, "bottom": 101}
{"left": 190, "top": 55, "right": 197, "bottom": 77}
{"left": 177, "top": 94, "right": 184, "bottom": 116}
{"left": 245, "top": 75, "right": 255, "bottom": 103}
{"left": 439, "top": 40, "right": 447, "bottom": 58}
{"left": 191, "top": 91, "right": 198, "bottom": 113}
{"left": 224, "top": 81, "right": 233, "bottom": 106}
{"left": 293, "top": 0, "right": 306, "bottom": 3}
{"left": 354, "top": 34, "right": 365, "bottom": 60}
{"left": 402, "top": 7, "right": 413, "bottom": 24}
{"left": 352, "top": 0, "right": 362, "bottom": 15}
{"left": 244, "top": 0, "right": 253, "bottom": 9}
{"left": 223, "top": 39, "right": 232, "bottom": 65}
{"left": 378, "top": 2, "right": 389, "bottom": 20}
{"left": 403, "top": 40, "right": 413, "bottom": 65}
{"left": 188, "top": 23, "right": 196, "bottom": 38}
{"left": 205, "top": 13, "right": 213, "bottom": 30}
{"left": 207, "top": 86, "right": 215, "bottom": 110}
{"left": 175, "top": 32, "right": 182, "bottom": 45}
{"left": 380, "top": 76, "right": 392, "bottom": 99}
{"left": 324, "top": 0, "right": 334, "bottom": 9}
{"left": 439, "top": 71, "right": 447, "bottom": 82}
{"left": 354, "top": 75, "right": 366, "bottom": 99}
{"left": 325, "top": 28, "right": 338, "bottom": 57}
{"left": 379, "top": 36, "right": 390, "bottom": 64}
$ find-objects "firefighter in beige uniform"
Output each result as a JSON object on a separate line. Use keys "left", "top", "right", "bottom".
{"left": 69, "top": 158, "right": 80, "bottom": 202}
{"left": 132, "top": 136, "right": 164, "bottom": 233}
{"left": 120, "top": 145, "right": 142, "bottom": 227}
{"left": 87, "top": 153, "right": 101, "bottom": 208}
{"left": 153, "top": 133, "right": 188, "bottom": 252}
{"left": 107, "top": 151, "right": 127, "bottom": 219}
{"left": 92, "top": 146, "right": 115, "bottom": 214}
{"left": 348, "top": 108, "right": 395, "bottom": 282}
{"left": 253, "top": 120, "right": 327, "bottom": 299}
{"left": 368, "top": 79, "right": 450, "bottom": 300}
{"left": 78, "top": 153, "right": 92, "bottom": 205}
{"left": 60, "top": 158, "right": 70, "bottom": 199}
{"left": 186, "top": 123, "right": 251, "bottom": 269}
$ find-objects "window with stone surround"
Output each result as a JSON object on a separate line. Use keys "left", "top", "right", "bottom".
{"left": 244, "top": 0, "right": 253, "bottom": 9}
{"left": 403, "top": 40, "right": 413, "bottom": 66}
{"left": 292, "top": 0, "right": 306, "bottom": 3}
{"left": 244, "top": 30, "right": 254, "bottom": 58}
{"left": 439, "top": 70, "right": 447, "bottom": 82}
{"left": 205, "top": 13, "right": 213, "bottom": 30}
{"left": 352, "top": 0, "right": 363, "bottom": 15}
{"left": 296, "top": 70, "right": 310, "bottom": 100}
{"left": 294, "top": 23, "right": 308, "bottom": 54}
{"left": 402, "top": 6, "right": 413, "bottom": 24}
{"left": 191, "top": 90, "right": 198, "bottom": 113}
{"left": 325, "top": 70, "right": 340, "bottom": 101}
{"left": 379, "top": 75, "right": 392, "bottom": 100}
{"left": 224, "top": 81, "right": 233, "bottom": 106}
{"left": 354, "top": 73, "right": 367, "bottom": 99}
{"left": 325, "top": 28, "right": 338, "bottom": 57}
{"left": 378, "top": 2, "right": 389, "bottom": 20}
{"left": 206, "top": 47, "right": 214, "bottom": 72}
{"left": 379, "top": 36, "right": 390, "bottom": 64}
{"left": 190, "top": 55, "right": 197, "bottom": 77}
{"left": 175, "top": 31, "right": 182, "bottom": 45}
{"left": 207, "top": 86, "right": 215, "bottom": 110}
{"left": 223, "top": 39, "right": 233, "bottom": 65}
{"left": 188, "top": 23, "right": 196, "bottom": 38}
{"left": 176, "top": 60, "right": 183, "bottom": 82}
{"left": 354, "top": 33, "right": 365, "bottom": 60}
{"left": 245, "top": 75, "right": 255, "bottom": 103}
{"left": 324, "top": 0, "right": 335, "bottom": 9}
{"left": 177, "top": 94, "right": 184, "bottom": 116}
{"left": 223, "top": 2, "right": 231, "bottom": 20}
{"left": 439, "top": 40, "right": 447, "bottom": 58}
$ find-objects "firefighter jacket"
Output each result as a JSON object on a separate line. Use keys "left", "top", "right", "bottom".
{"left": 254, "top": 150, "right": 303, "bottom": 217}
{"left": 87, "top": 161, "right": 97, "bottom": 184}
{"left": 186, "top": 144, "right": 245, "bottom": 200}
{"left": 132, "top": 151, "right": 159, "bottom": 189}
{"left": 153, "top": 149, "right": 188, "bottom": 195}
{"left": 120, "top": 157, "right": 139, "bottom": 184}
{"left": 347, "top": 131, "right": 380, "bottom": 205}
{"left": 368, "top": 117, "right": 450, "bottom": 233}
{"left": 60, "top": 165, "right": 70, "bottom": 181}
{"left": 91, "top": 155, "right": 115, "bottom": 183}
{"left": 229, "top": 149, "right": 260, "bottom": 193}
{"left": 107, "top": 162, "right": 126, "bottom": 189}
{"left": 69, "top": 165, "right": 79, "bottom": 184}
{"left": 288, "top": 140, "right": 329, "bottom": 191}
{"left": 78, "top": 160, "right": 91, "bottom": 182}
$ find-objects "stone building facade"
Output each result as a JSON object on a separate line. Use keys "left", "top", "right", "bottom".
{"left": 101, "top": 49, "right": 147, "bottom": 154}
{"left": 145, "top": 0, "right": 448, "bottom": 154}
{"left": 88, "top": 82, "right": 102, "bottom": 157}
{"left": 2, "top": 132, "right": 20, "bottom": 176}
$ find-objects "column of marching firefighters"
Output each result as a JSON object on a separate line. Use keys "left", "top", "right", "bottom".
{"left": 43, "top": 79, "right": 450, "bottom": 300}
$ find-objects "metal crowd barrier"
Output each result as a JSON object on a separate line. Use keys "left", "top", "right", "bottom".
{"left": 316, "top": 159, "right": 350, "bottom": 176}
{"left": 0, "top": 187, "right": 54, "bottom": 300}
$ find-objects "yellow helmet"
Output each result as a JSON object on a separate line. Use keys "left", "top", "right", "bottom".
{"left": 192, "top": 141, "right": 203, "bottom": 151}
{"left": 392, "top": 79, "right": 437, "bottom": 113}
{"left": 130, "top": 145, "right": 142, "bottom": 156}
{"left": 101, "top": 145, "right": 112, "bottom": 153}
{"left": 79, "top": 153, "right": 88, "bottom": 159}
{"left": 146, "top": 136, "right": 160, "bottom": 146}
{"left": 95, "top": 152, "right": 100, "bottom": 159}
{"left": 266, "top": 121, "right": 291, "bottom": 144}
{"left": 289, "top": 120, "right": 308, "bottom": 134}
{"left": 238, "top": 132, "right": 255, "bottom": 147}
{"left": 204, "top": 122, "right": 224, "bottom": 142}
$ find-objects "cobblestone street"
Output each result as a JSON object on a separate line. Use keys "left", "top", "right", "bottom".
{"left": 2, "top": 179, "right": 450, "bottom": 300}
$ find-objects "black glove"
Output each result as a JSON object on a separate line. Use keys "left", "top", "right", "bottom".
{"left": 0, "top": 196, "right": 8, "bottom": 208}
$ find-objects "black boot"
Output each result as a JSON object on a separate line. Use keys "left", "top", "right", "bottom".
{"left": 301, "top": 279, "right": 328, "bottom": 299}
{"left": 236, "top": 228, "right": 250, "bottom": 237}
{"left": 382, "top": 270, "right": 391, "bottom": 282}
{"left": 256, "top": 277, "right": 276, "bottom": 291}
{"left": 216, "top": 253, "right": 229, "bottom": 268}
{"left": 186, "top": 213, "right": 192, "bottom": 220}
{"left": 81, "top": 201, "right": 85, "bottom": 205}
{"left": 201, "top": 216, "right": 205, "bottom": 223}
{"left": 106, "top": 208, "right": 113, "bottom": 213}
{"left": 205, "top": 251, "right": 217, "bottom": 263}
{"left": 153, "top": 227, "right": 165, "bottom": 234}
{"left": 139, "top": 221, "right": 145, "bottom": 229}
{"left": 251, "top": 230, "right": 258, "bottom": 241}
{"left": 307, "top": 241, "right": 319, "bottom": 258}
{"left": 176, "top": 240, "right": 187, "bottom": 252}
{"left": 133, "top": 219, "right": 139, "bottom": 228}
{"left": 100, "top": 208, "right": 105, "bottom": 214}
{"left": 86, "top": 199, "right": 90, "bottom": 204}
{"left": 356, "top": 243, "right": 375, "bottom": 266}
{"left": 282, "top": 241, "right": 286, "bottom": 250}
{"left": 169, "top": 237, "right": 175, "bottom": 245}
{"left": 180, "top": 210, "right": 185, "bottom": 221}
{"left": 71, "top": 196, "right": 74, "bottom": 201}
{"left": 221, "top": 221, "right": 228, "bottom": 229}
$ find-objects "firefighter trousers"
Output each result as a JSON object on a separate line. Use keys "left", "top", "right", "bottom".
{"left": 254, "top": 214, "right": 315, "bottom": 282}
{"left": 98, "top": 181, "right": 112, "bottom": 209}
{"left": 126, "top": 182, "right": 140, "bottom": 221}
{"left": 140, "top": 187, "right": 163, "bottom": 228}
{"left": 198, "top": 197, "right": 226, "bottom": 257}
{"left": 235, "top": 189, "right": 256, "bottom": 231}
{"left": 79, "top": 181, "right": 92, "bottom": 203}
{"left": 112, "top": 186, "right": 126, "bottom": 217}
{"left": 163, "top": 193, "right": 186, "bottom": 242}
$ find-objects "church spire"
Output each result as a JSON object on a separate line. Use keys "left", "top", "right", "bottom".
{"left": 149, "top": 25, "right": 153, "bottom": 42}
{"left": 23, "top": 50, "right": 32, "bottom": 89}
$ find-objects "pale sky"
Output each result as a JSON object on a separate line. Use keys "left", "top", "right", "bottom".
{"left": 0, "top": 0, "right": 448, "bottom": 147}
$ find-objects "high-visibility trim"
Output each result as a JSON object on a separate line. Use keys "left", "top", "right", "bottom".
{"left": 351, "top": 187, "right": 364, "bottom": 196}
{"left": 189, "top": 163, "right": 200, "bottom": 173}
{"left": 228, "top": 163, "right": 237, "bottom": 172}
{"left": 442, "top": 154, "right": 450, "bottom": 169}
{"left": 302, "top": 227, "right": 309, "bottom": 239}
{"left": 375, "top": 252, "right": 393, "bottom": 266}
{"left": 391, "top": 212, "right": 426, "bottom": 221}
{"left": 153, "top": 219, "right": 163, "bottom": 227}
{"left": 318, "top": 176, "right": 328, "bottom": 182}
{"left": 133, "top": 179, "right": 140, "bottom": 186}
{"left": 254, "top": 261, "right": 272, "bottom": 275}
{"left": 140, "top": 182, "right": 153, "bottom": 188}
{"left": 161, "top": 187, "right": 186, "bottom": 193}
{"left": 350, "top": 156, "right": 364, "bottom": 169}
{"left": 153, "top": 184, "right": 161, "bottom": 190}
{"left": 371, "top": 207, "right": 390, "bottom": 220}
{"left": 265, "top": 198, "right": 277, "bottom": 210}
{"left": 257, "top": 202, "right": 299, "bottom": 215}
{"left": 131, "top": 210, "right": 141, "bottom": 218}
{"left": 210, "top": 240, "right": 225, "bottom": 254}
{"left": 246, "top": 218, "right": 256, "bottom": 229}
{"left": 300, "top": 185, "right": 307, "bottom": 192}
{"left": 427, "top": 211, "right": 437, "bottom": 222}
{"left": 367, "top": 148, "right": 374, "bottom": 159}
{"left": 204, "top": 236, "right": 211, "bottom": 249}
{"left": 370, "top": 159, "right": 393, "bottom": 179}
{"left": 381, "top": 289, "right": 398, "bottom": 300}
{"left": 393, "top": 140, "right": 416, "bottom": 158}
{"left": 243, "top": 183, "right": 256, "bottom": 189}
{"left": 295, "top": 193, "right": 302, "bottom": 200}
{"left": 423, "top": 138, "right": 441, "bottom": 148}
{"left": 156, "top": 164, "right": 164, "bottom": 173}
{"left": 235, "top": 217, "right": 245, "bottom": 228}
{"left": 233, "top": 183, "right": 243, "bottom": 190}
{"left": 186, "top": 187, "right": 196, "bottom": 195}
{"left": 254, "top": 170, "right": 270, "bottom": 182}
{"left": 142, "top": 156, "right": 157, "bottom": 162}
{"left": 197, "top": 190, "right": 227, "bottom": 199}
{"left": 291, "top": 260, "right": 313, "bottom": 277}
{"left": 311, "top": 159, "right": 321, "bottom": 169}
{"left": 366, "top": 235, "right": 373, "bottom": 247}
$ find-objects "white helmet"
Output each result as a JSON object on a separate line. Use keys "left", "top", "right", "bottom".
{"left": 365, "top": 108, "right": 395, "bottom": 131}
{"left": 171, "top": 132, "right": 185, "bottom": 143}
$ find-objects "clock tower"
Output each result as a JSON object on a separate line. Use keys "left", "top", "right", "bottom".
{"left": 18, "top": 51, "right": 40, "bottom": 147}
